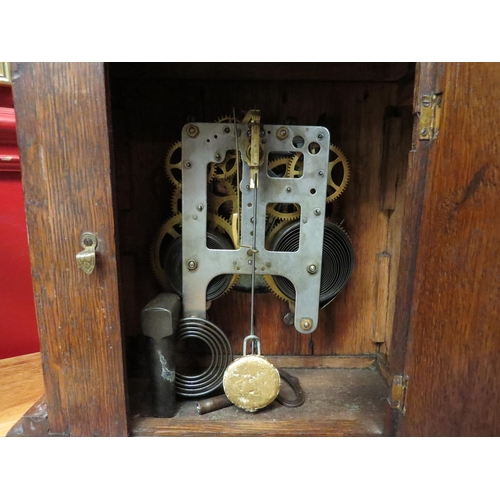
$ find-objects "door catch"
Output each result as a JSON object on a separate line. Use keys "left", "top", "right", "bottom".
{"left": 76, "top": 232, "right": 98, "bottom": 274}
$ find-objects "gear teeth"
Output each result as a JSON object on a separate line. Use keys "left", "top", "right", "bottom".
{"left": 165, "top": 141, "right": 183, "bottom": 187}
{"left": 268, "top": 156, "right": 293, "bottom": 178}
{"left": 285, "top": 152, "right": 304, "bottom": 178}
{"left": 170, "top": 185, "right": 182, "bottom": 215}
{"left": 207, "top": 213, "right": 236, "bottom": 245}
{"left": 266, "top": 203, "right": 301, "bottom": 221}
{"left": 207, "top": 179, "right": 238, "bottom": 218}
{"left": 216, "top": 114, "right": 241, "bottom": 124}
{"left": 263, "top": 274, "right": 293, "bottom": 304}
{"left": 150, "top": 214, "right": 183, "bottom": 288}
{"left": 326, "top": 144, "right": 350, "bottom": 203}
{"left": 212, "top": 150, "right": 238, "bottom": 180}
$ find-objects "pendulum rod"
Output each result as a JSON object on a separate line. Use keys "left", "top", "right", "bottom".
{"left": 249, "top": 170, "right": 258, "bottom": 346}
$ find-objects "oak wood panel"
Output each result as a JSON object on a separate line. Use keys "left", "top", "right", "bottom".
{"left": 384, "top": 63, "right": 446, "bottom": 435}
{"left": 130, "top": 367, "right": 387, "bottom": 436}
{"left": 7, "top": 397, "right": 48, "bottom": 437}
{"left": 399, "top": 63, "right": 500, "bottom": 436}
{"left": 12, "top": 63, "right": 128, "bottom": 436}
{"left": 379, "top": 106, "right": 414, "bottom": 356}
{"left": 0, "top": 353, "right": 44, "bottom": 436}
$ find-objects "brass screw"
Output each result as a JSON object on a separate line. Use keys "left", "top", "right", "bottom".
{"left": 300, "top": 318, "right": 313, "bottom": 330}
{"left": 277, "top": 127, "right": 289, "bottom": 140}
{"left": 421, "top": 128, "right": 428, "bottom": 136}
{"left": 186, "top": 124, "right": 199, "bottom": 138}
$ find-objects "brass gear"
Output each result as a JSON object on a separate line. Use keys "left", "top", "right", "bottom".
{"left": 151, "top": 213, "right": 183, "bottom": 288}
{"left": 285, "top": 145, "right": 350, "bottom": 203}
{"left": 151, "top": 213, "right": 239, "bottom": 291}
{"left": 165, "top": 141, "right": 183, "bottom": 187}
{"left": 170, "top": 185, "right": 182, "bottom": 215}
{"left": 216, "top": 115, "right": 237, "bottom": 123}
{"left": 263, "top": 275, "right": 292, "bottom": 304}
{"left": 326, "top": 145, "right": 350, "bottom": 203}
{"left": 266, "top": 203, "right": 301, "bottom": 221}
{"left": 268, "top": 156, "right": 292, "bottom": 178}
{"left": 285, "top": 152, "right": 304, "bottom": 178}
{"left": 207, "top": 213, "right": 237, "bottom": 247}
{"left": 212, "top": 150, "right": 239, "bottom": 180}
{"left": 207, "top": 179, "right": 238, "bottom": 218}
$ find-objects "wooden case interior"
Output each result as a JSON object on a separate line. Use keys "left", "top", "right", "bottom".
{"left": 107, "top": 62, "right": 416, "bottom": 435}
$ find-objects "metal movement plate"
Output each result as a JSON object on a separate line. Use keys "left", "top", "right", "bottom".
{"left": 182, "top": 123, "right": 329, "bottom": 333}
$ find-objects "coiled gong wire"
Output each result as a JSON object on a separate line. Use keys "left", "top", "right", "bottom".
{"left": 271, "top": 220, "right": 354, "bottom": 303}
{"left": 175, "top": 317, "right": 233, "bottom": 398}
{"left": 164, "top": 231, "right": 234, "bottom": 302}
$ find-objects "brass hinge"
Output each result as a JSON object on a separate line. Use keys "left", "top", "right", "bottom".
{"left": 389, "top": 375, "right": 409, "bottom": 414}
{"left": 419, "top": 93, "right": 442, "bottom": 140}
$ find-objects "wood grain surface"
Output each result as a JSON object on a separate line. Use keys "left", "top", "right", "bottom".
{"left": 399, "top": 63, "right": 500, "bottom": 436}
{"left": 0, "top": 353, "right": 44, "bottom": 436}
{"left": 12, "top": 63, "right": 128, "bottom": 436}
{"left": 130, "top": 367, "right": 388, "bottom": 436}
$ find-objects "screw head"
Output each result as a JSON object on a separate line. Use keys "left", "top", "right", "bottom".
{"left": 317, "top": 133, "right": 324, "bottom": 140}
{"left": 224, "top": 127, "right": 230, "bottom": 133}
{"left": 185, "top": 161, "right": 192, "bottom": 169}
{"left": 286, "top": 186, "right": 291, "bottom": 193}
{"left": 421, "top": 128, "right": 428, "bottom": 136}
{"left": 187, "top": 260, "right": 197, "bottom": 270}
{"left": 314, "top": 208, "right": 322, "bottom": 216}
{"left": 277, "top": 127, "right": 289, "bottom": 140}
{"left": 318, "top": 170, "right": 324, "bottom": 176}
{"left": 214, "top": 152, "right": 221, "bottom": 161}
{"left": 245, "top": 184, "right": 250, "bottom": 190}
{"left": 283, "top": 311, "right": 294, "bottom": 326}
{"left": 196, "top": 204, "right": 204, "bottom": 212}
{"left": 300, "top": 318, "right": 313, "bottom": 330}
{"left": 422, "top": 99, "right": 431, "bottom": 107}
{"left": 186, "top": 124, "right": 199, "bottom": 138}
{"left": 307, "top": 264, "right": 318, "bottom": 274}
{"left": 248, "top": 259, "right": 253, "bottom": 265}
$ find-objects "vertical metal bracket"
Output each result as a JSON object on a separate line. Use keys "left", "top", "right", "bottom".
{"left": 390, "top": 374, "right": 409, "bottom": 414}
{"left": 419, "top": 93, "right": 442, "bottom": 140}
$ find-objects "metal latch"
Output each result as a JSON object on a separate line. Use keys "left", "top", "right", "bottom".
{"left": 419, "top": 93, "right": 442, "bottom": 140}
{"left": 390, "top": 374, "right": 409, "bottom": 414}
{"left": 76, "top": 232, "right": 98, "bottom": 274}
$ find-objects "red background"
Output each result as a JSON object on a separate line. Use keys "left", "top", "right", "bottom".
{"left": 0, "top": 85, "right": 39, "bottom": 359}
